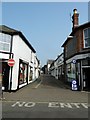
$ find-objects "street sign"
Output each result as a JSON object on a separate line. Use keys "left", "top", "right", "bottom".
{"left": 72, "top": 80, "right": 77, "bottom": 90}
{"left": 8, "top": 59, "right": 15, "bottom": 67}
{"left": 72, "top": 59, "right": 76, "bottom": 64}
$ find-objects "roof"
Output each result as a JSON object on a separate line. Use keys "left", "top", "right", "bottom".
{"left": 0, "top": 25, "right": 36, "bottom": 53}
{"left": 55, "top": 53, "right": 63, "bottom": 62}
{"left": 62, "top": 21, "right": 90, "bottom": 47}
{"left": 47, "top": 59, "right": 54, "bottom": 64}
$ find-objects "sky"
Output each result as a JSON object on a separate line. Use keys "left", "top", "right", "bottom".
{"left": 1, "top": 2, "right": 88, "bottom": 66}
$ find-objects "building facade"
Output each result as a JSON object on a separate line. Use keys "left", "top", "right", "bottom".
{"left": 0, "top": 25, "right": 40, "bottom": 91}
{"left": 62, "top": 9, "right": 90, "bottom": 91}
{"left": 47, "top": 59, "right": 54, "bottom": 74}
{"left": 49, "top": 53, "right": 64, "bottom": 80}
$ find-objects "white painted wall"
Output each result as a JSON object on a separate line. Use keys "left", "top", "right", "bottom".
{"left": 1, "top": 32, "right": 39, "bottom": 91}
{"left": 49, "top": 53, "right": 64, "bottom": 79}
{"left": 11, "top": 35, "right": 36, "bottom": 90}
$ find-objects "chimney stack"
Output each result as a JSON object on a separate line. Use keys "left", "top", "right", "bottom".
{"left": 72, "top": 9, "right": 79, "bottom": 30}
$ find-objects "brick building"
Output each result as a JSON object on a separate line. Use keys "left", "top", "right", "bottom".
{"left": 62, "top": 9, "right": 90, "bottom": 91}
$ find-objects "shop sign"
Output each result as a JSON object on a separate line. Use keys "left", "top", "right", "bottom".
{"left": 72, "top": 80, "right": 77, "bottom": 90}
{"left": 72, "top": 59, "right": 76, "bottom": 64}
{"left": 8, "top": 59, "right": 15, "bottom": 67}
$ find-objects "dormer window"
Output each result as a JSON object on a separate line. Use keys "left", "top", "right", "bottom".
{"left": 84, "top": 27, "right": 90, "bottom": 48}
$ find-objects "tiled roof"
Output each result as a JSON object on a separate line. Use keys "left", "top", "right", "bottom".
{"left": 0, "top": 25, "right": 19, "bottom": 34}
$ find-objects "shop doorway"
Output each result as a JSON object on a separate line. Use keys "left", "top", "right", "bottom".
{"left": 83, "top": 68, "right": 90, "bottom": 91}
{"left": 0, "top": 62, "right": 10, "bottom": 91}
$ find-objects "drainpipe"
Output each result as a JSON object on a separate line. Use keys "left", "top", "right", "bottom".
{"left": 81, "top": 61, "right": 83, "bottom": 91}
{"left": 9, "top": 35, "right": 13, "bottom": 91}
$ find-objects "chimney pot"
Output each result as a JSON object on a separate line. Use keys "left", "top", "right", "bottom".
{"left": 72, "top": 8, "right": 79, "bottom": 31}
{"left": 73, "top": 8, "right": 78, "bottom": 14}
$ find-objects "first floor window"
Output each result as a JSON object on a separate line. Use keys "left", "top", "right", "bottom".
{"left": 84, "top": 27, "right": 90, "bottom": 48}
{"left": 0, "top": 33, "right": 11, "bottom": 52}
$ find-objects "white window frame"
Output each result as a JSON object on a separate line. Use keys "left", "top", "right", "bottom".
{"left": 0, "top": 41, "right": 10, "bottom": 52}
{"left": 83, "top": 27, "right": 90, "bottom": 48}
{"left": 0, "top": 33, "right": 11, "bottom": 52}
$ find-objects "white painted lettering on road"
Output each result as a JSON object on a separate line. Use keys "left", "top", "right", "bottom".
{"left": 71, "top": 103, "right": 80, "bottom": 108}
{"left": 81, "top": 103, "right": 88, "bottom": 108}
{"left": 60, "top": 103, "right": 72, "bottom": 108}
{"left": 12, "top": 102, "right": 26, "bottom": 107}
{"left": 11, "top": 102, "right": 88, "bottom": 109}
{"left": 48, "top": 102, "right": 59, "bottom": 108}
{"left": 24, "top": 102, "right": 35, "bottom": 107}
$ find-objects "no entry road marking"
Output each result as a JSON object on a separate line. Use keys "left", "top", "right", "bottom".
{"left": 11, "top": 101, "right": 88, "bottom": 109}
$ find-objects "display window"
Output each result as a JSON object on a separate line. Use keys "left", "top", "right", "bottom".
{"left": 0, "top": 62, "right": 2, "bottom": 84}
{"left": 67, "top": 63, "right": 76, "bottom": 82}
{"left": 19, "top": 60, "right": 28, "bottom": 85}
{"left": 29, "top": 67, "right": 33, "bottom": 81}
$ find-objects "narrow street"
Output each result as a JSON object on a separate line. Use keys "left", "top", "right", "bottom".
{"left": 1, "top": 74, "right": 88, "bottom": 119}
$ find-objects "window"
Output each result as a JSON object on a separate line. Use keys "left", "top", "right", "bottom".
{"left": 65, "top": 46, "right": 67, "bottom": 58}
{"left": 0, "top": 33, "right": 11, "bottom": 52}
{"left": 19, "top": 60, "right": 28, "bottom": 85}
{"left": 29, "top": 66, "right": 33, "bottom": 81}
{"left": 84, "top": 28, "right": 90, "bottom": 48}
{"left": 67, "top": 63, "right": 76, "bottom": 82}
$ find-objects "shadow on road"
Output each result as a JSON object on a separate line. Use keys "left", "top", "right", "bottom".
{"left": 40, "top": 74, "right": 70, "bottom": 89}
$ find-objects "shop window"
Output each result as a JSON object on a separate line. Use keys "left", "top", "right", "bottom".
{"left": 29, "top": 67, "right": 33, "bottom": 81}
{"left": 67, "top": 63, "right": 76, "bottom": 82}
{"left": 84, "top": 27, "right": 90, "bottom": 48}
{"left": 19, "top": 60, "right": 28, "bottom": 85}
{"left": 0, "top": 62, "right": 2, "bottom": 83}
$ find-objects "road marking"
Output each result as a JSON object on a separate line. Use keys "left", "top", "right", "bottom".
{"left": 11, "top": 101, "right": 88, "bottom": 109}
{"left": 12, "top": 102, "right": 36, "bottom": 107}
{"left": 60, "top": 103, "right": 72, "bottom": 108}
{"left": 12, "top": 102, "right": 26, "bottom": 107}
{"left": 34, "top": 80, "right": 42, "bottom": 88}
{"left": 48, "top": 102, "right": 59, "bottom": 108}
{"left": 24, "top": 102, "right": 35, "bottom": 107}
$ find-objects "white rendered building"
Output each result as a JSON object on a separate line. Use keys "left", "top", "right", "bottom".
{"left": 0, "top": 25, "right": 40, "bottom": 91}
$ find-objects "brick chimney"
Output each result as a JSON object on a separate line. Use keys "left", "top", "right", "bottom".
{"left": 72, "top": 9, "right": 79, "bottom": 30}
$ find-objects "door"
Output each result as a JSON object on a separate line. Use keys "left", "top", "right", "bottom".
{"left": 83, "top": 68, "right": 90, "bottom": 91}
{"left": 1, "top": 62, "right": 10, "bottom": 91}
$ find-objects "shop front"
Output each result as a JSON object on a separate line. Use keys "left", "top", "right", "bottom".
{"left": 81, "top": 58, "right": 90, "bottom": 91}
{"left": 18, "top": 59, "right": 28, "bottom": 88}
{"left": 0, "top": 59, "right": 10, "bottom": 91}
{"left": 66, "top": 54, "right": 90, "bottom": 91}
